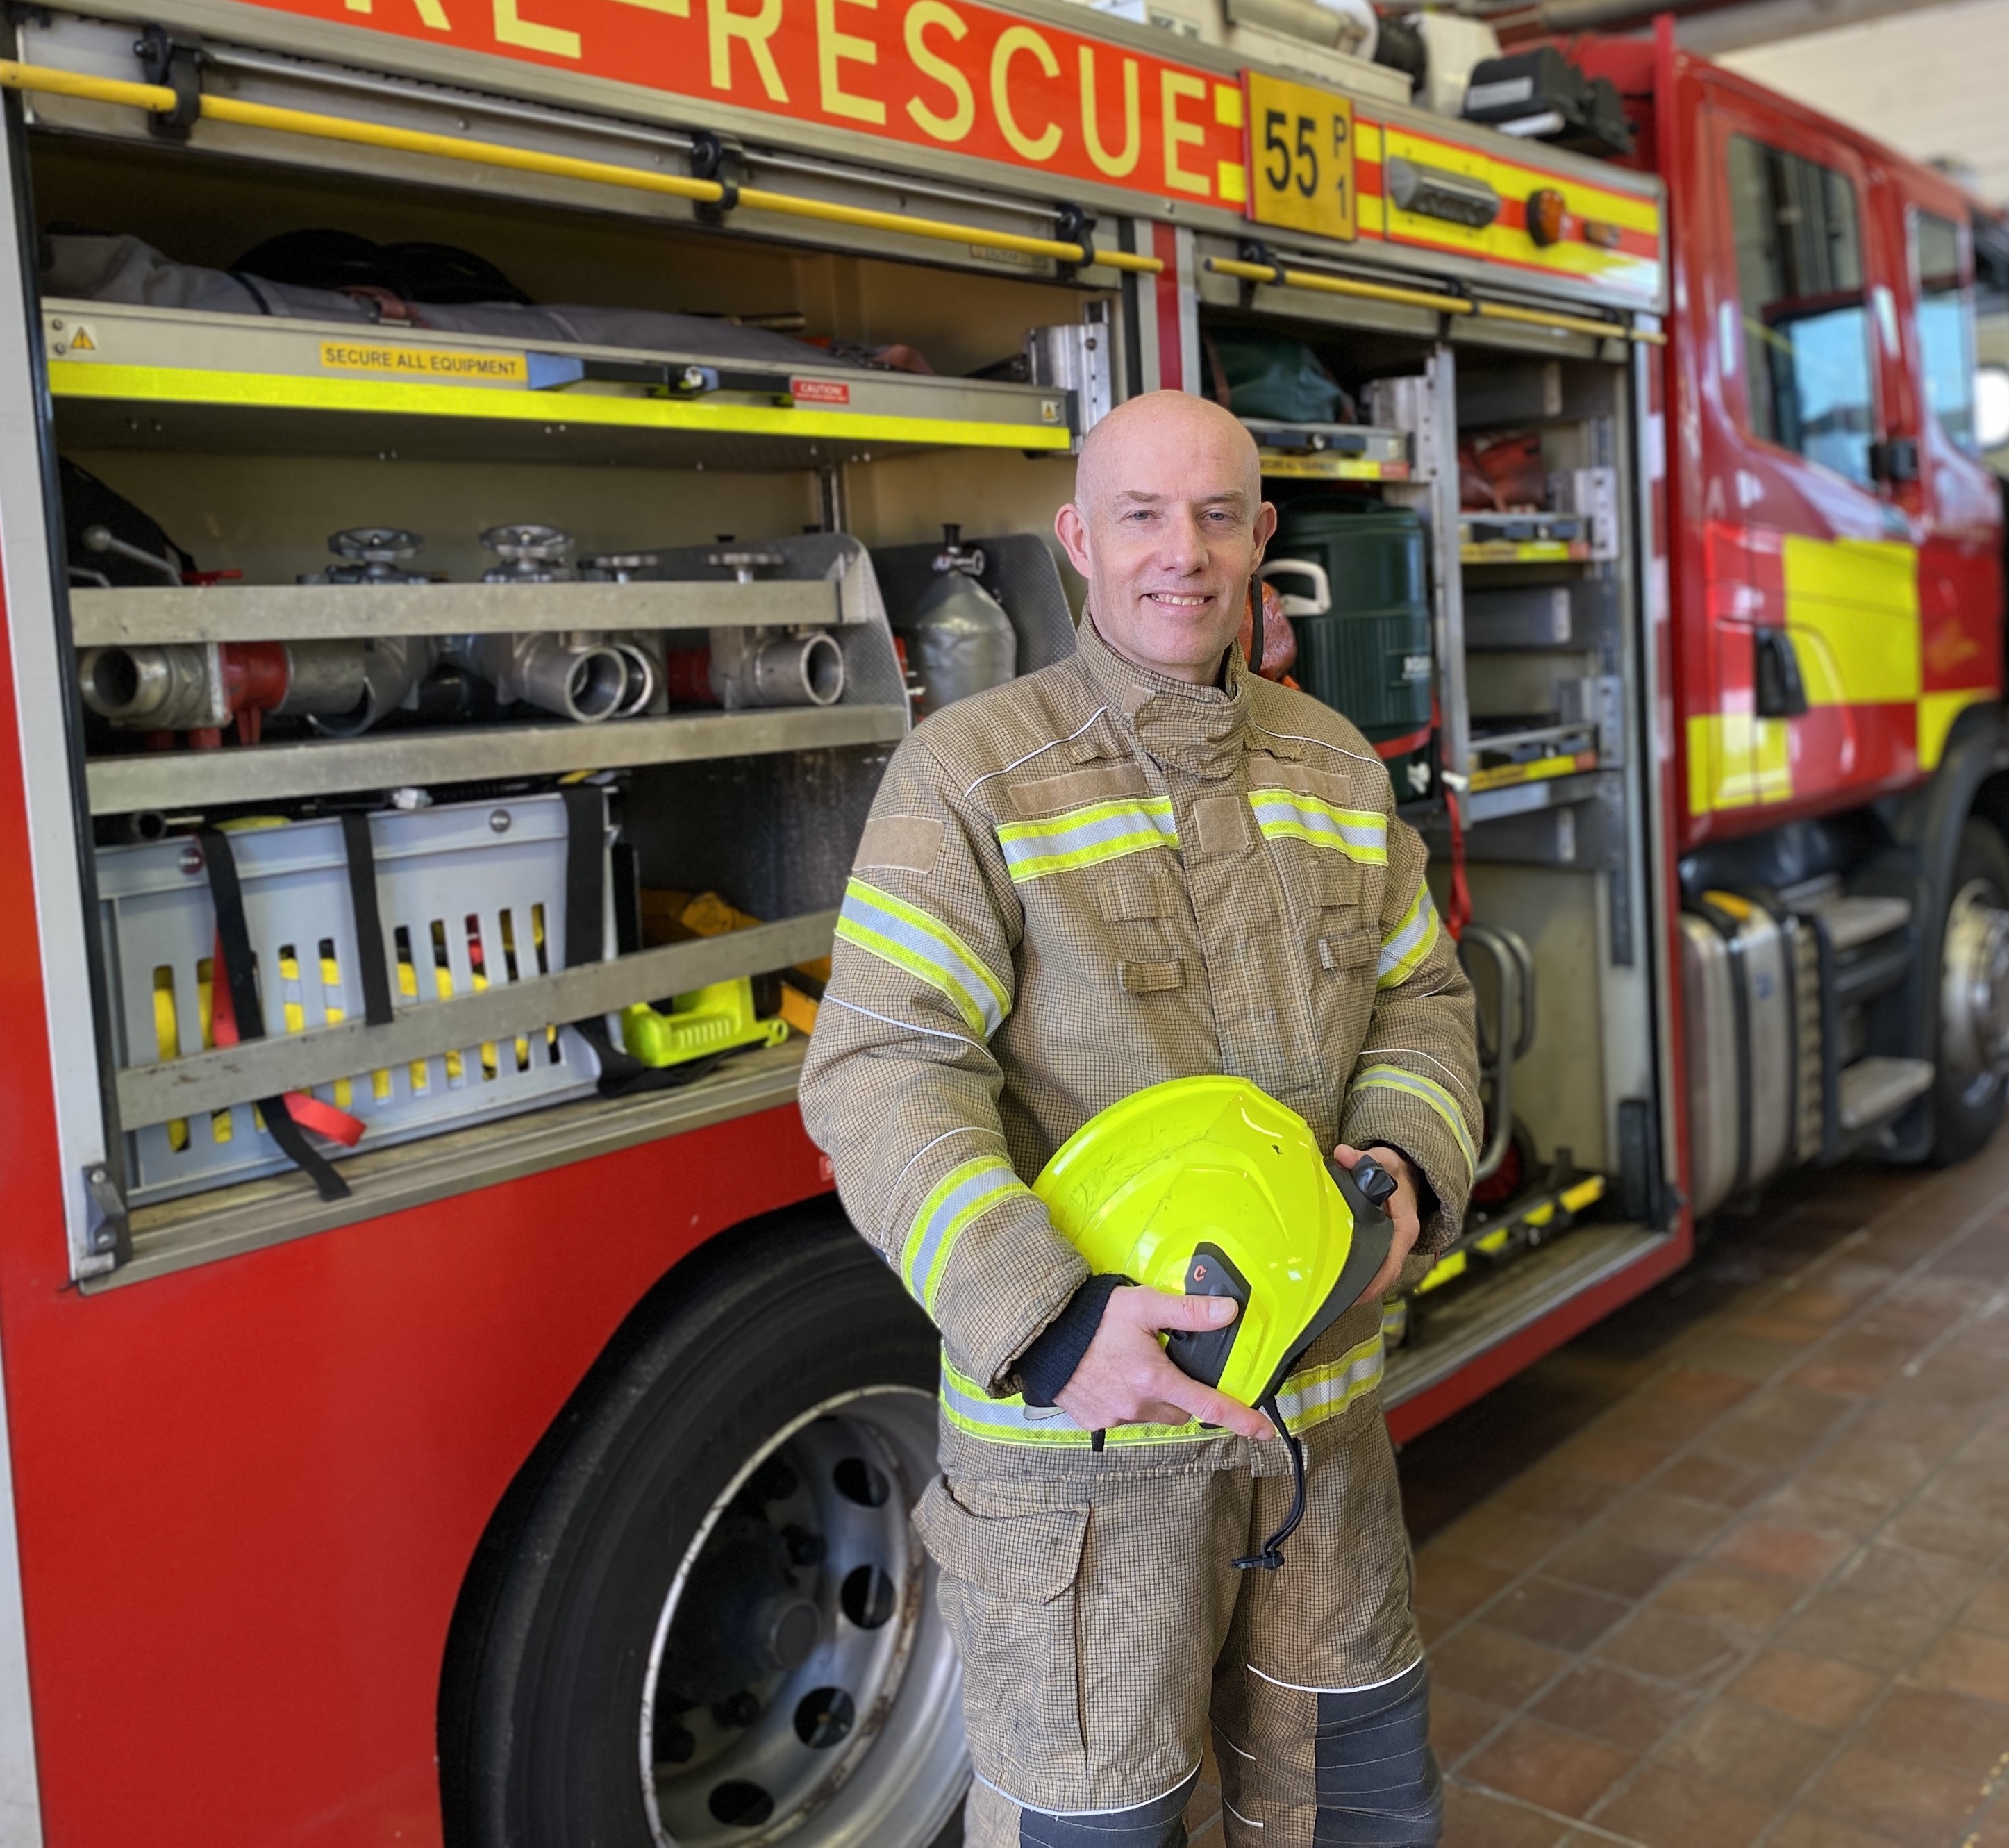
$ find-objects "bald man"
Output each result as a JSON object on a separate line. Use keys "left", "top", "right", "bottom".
{"left": 800, "top": 392, "right": 1479, "bottom": 1848}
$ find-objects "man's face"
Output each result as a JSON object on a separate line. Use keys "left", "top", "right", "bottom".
{"left": 1056, "top": 403, "right": 1278, "bottom": 683}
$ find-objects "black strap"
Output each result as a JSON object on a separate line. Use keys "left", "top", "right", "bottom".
{"left": 200, "top": 829, "right": 349, "bottom": 1202}
{"left": 340, "top": 812, "right": 395, "bottom": 1028}
{"left": 1233, "top": 1394, "right": 1306, "bottom": 1572}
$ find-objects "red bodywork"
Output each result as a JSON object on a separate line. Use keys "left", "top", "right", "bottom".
{"left": 1578, "top": 31, "right": 2004, "bottom": 853}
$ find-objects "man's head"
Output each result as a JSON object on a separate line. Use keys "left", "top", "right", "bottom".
{"left": 1055, "top": 391, "right": 1277, "bottom": 685}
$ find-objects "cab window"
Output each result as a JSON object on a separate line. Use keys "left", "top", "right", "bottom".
{"left": 1915, "top": 210, "right": 1976, "bottom": 452}
{"left": 1726, "top": 134, "right": 1877, "bottom": 486}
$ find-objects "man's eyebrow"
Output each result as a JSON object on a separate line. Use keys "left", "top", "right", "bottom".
{"left": 1110, "top": 489, "right": 1249, "bottom": 506}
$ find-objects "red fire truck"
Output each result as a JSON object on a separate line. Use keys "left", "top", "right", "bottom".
{"left": 0, "top": 0, "right": 1994, "bottom": 1838}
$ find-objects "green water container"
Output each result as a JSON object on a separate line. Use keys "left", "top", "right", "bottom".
{"left": 1262, "top": 497, "right": 1435, "bottom": 798}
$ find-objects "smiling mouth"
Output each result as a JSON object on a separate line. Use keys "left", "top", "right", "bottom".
{"left": 1145, "top": 592, "right": 1214, "bottom": 608}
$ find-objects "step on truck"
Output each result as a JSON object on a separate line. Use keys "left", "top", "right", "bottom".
{"left": 0, "top": 0, "right": 1997, "bottom": 1840}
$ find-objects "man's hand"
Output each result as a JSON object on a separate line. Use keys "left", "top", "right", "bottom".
{"left": 1053, "top": 1286, "right": 1276, "bottom": 1440}
{"left": 1335, "top": 1143, "right": 1422, "bottom": 1304}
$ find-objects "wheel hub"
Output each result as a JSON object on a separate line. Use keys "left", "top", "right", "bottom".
{"left": 1941, "top": 879, "right": 2009, "bottom": 1105}
{"left": 640, "top": 1388, "right": 965, "bottom": 1847}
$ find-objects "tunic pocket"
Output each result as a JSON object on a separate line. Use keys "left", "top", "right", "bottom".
{"left": 912, "top": 1477, "right": 1091, "bottom": 1792}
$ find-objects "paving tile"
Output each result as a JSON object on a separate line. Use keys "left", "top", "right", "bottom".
{"left": 1416, "top": 1551, "right": 1515, "bottom": 1619}
{"left": 1598, "top": 1493, "right": 1731, "bottom": 1559}
{"left": 1724, "top": 1647, "right": 1881, "bottom": 1729}
{"left": 1543, "top": 1533, "right": 1683, "bottom": 1602}
{"left": 1802, "top": 1439, "right": 1935, "bottom": 1504}
{"left": 1699, "top": 1417, "right": 1834, "bottom": 1473}
{"left": 1547, "top": 1431, "right": 1672, "bottom": 1488}
{"left": 1769, "top": 1285, "right": 1862, "bottom": 1325}
{"left": 1417, "top": 1606, "right": 1456, "bottom": 1646}
{"left": 1834, "top": 1542, "right": 1986, "bottom": 1615}
{"left": 1592, "top": 1395, "right": 1719, "bottom": 1449}
{"left": 1736, "top": 1312, "right": 1831, "bottom": 1346}
{"left": 1440, "top": 1778, "right": 1572, "bottom": 1848}
{"left": 1863, "top": 1682, "right": 2009, "bottom": 1776}
{"left": 1699, "top": 1328, "right": 1834, "bottom": 1381}
{"left": 1913, "top": 1628, "right": 2009, "bottom": 1706}
{"left": 1767, "top": 1806, "right": 1925, "bottom": 1848}
{"left": 1649, "top": 1563, "right": 1801, "bottom": 1635}
{"left": 1481, "top": 1579, "right": 1635, "bottom": 1654}
{"left": 1430, "top": 1625, "right": 1576, "bottom": 1710}
{"left": 1919, "top": 1467, "right": 2009, "bottom": 1525}
{"left": 1776, "top": 1590, "right": 1948, "bottom": 1675}
{"left": 1755, "top": 1476, "right": 1892, "bottom": 1540}
{"left": 1431, "top": 1685, "right": 1510, "bottom": 1770}
{"left": 1463, "top": 1718, "right": 1636, "bottom": 1820}
{"left": 1710, "top": 1519, "right": 1851, "bottom": 1585}
{"left": 1587, "top": 1761, "right": 1774, "bottom": 1847}
{"left": 1964, "top": 1572, "right": 2009, "bottom": 1639}
{"left": 1533, "top": 1661, "right": 1697, "bottom": 1754}
{"left": 1655, "top": 1697, "right": 1835, "bottom": 1804}
{"left": 1495, "top": 1468, "right": 1628, "bottom": 1528}
{"left": 1787, "top": 1358, "right": 1894, "bottom": 1399}
{"left": 1804, "top": 1742, "right": 1985, "bottom": 1847}
{"left": 1593, "top": 1608, "right": 1744, "bottom": 1688}
{"left": 1851, "top": 1406, "right": 1972, "bottom": 1456}
{"left": 1436, "top": 1504, "right": 1578, "bottom": 1576}
{"left": 1653, "top": 1453, "right": 1775, "bottom": 1510}
{"left": 1649, "top": 1366, "right": 1757, "bottom": 1410}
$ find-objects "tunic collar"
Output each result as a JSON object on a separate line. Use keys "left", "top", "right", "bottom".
{"left": 1074, "top": 612, "right": 1250, "bottom": 779}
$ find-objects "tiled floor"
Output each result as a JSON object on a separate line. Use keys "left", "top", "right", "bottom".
{"left": 1186, "top": 1133, "right": 2009, "bottom": 1847}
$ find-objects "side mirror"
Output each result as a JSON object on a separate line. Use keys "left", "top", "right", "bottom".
{"left": 1978, "top": 365, "right": 2009, "bottom": 451}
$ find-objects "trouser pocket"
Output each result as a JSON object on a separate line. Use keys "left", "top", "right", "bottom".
{"left": 913, "top": 1476, "right": 1092, "bottom": 1809}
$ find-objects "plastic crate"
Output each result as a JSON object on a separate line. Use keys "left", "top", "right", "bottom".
{"left": 97, "top": 792, "right": 613, "bottom": 1206}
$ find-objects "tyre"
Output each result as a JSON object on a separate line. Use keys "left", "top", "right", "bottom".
{"left": 1933, "top": 819, "right": 2009, "bottom": 1164}
{"left": 453, "top": 1199, "right": 968, "bottom": 1847}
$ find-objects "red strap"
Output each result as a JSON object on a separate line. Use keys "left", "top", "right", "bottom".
{"left": 1428, "top": 697, "right": 1472, "bottom": 942}
{"left": 208, "top": 930, "right": 365, "bottom": 1146}
{"left": 1373, "top": 724, "right": 1433, "bottom": 762}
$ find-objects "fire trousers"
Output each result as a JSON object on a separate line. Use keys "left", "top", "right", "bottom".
{"left": 912, "top": 1424, "right": 1442, "bottom": 1848}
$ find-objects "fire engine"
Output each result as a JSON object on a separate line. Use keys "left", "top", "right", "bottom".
{"left": 0, "top": 0, "right": 1994, "bottom": 1835}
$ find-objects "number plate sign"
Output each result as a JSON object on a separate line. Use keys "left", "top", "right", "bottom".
{"left": 1244, "top": 73, "right": 1356, "bottom": 242}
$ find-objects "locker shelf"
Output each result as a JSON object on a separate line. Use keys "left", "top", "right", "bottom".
{"left": 44, "top": 301, "right": 1075, "bottom": 468}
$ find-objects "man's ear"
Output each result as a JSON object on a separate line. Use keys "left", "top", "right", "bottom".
{"left": 1252, "top": 499, "right": 1279, "bottom": 560}
{"left": 1055, "top": 501, "right": 1094, "bottom": 579}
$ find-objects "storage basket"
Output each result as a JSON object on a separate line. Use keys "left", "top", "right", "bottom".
{"left": 97, "top": 792, "right": 614, "bottom": 1206}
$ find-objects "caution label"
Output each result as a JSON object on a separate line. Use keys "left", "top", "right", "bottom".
{"left": 319, "top": 341, "right": 527, "bottom": 383}
{"left": 790, "top": 378, "right": 851, "bottom": 406}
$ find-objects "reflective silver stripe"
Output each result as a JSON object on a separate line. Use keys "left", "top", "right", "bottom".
{"left": 1349, "top": 1064, "right": 1478, "bottom": 1176}
{"left": 937, "top": 1362, "right": 1216, "bottom": 1447}
{"left": 1276, "top": 1337, "right": 1385, "bottom": 1432}
{"left": 1247, "top": 791, "right": 1388, "bottom": 861}
{"left": 994, "top": 798, "right": 1179, "bottom": 883}
{"left": 835, "top": 878, "right": 1008, "bottom": 1039}
{"left": 1376, "top": 884, "right": 1440, "bottom": 988}
{"left": 904, "top": 1156, "right": 1025, "bottom": 1311}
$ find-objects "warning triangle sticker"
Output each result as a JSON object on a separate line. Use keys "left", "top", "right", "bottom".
{"left": 69, "top": 327, "right": 94, "bottom": 350}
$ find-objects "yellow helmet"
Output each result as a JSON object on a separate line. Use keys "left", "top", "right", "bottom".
{"left": 1033, "top": 1075, "right": 1396, "bottom": 1413}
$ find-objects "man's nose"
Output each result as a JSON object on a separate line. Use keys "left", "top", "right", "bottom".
{"left": 1156, "top": 509, "right": 1210, "bottom": 571}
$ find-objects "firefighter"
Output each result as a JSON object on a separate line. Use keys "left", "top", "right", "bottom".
{"left": 798, "top": 390, "right": 1480, "bottom": 1848}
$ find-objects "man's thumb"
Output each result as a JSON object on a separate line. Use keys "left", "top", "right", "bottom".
{"left": 1156, "top": 1293, "right": 1239, "bottom": 1330}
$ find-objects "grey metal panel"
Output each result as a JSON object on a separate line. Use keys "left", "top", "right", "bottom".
{"left": 115, "top": 910, "right": 837, "bottom": 1126}
{"left": 1678, "top": 914, "right": 1742, "bottom": 1219}
{"left": 1464, "top": 578, "right": 1622, "bottom": 652}
{"left": 100, "top": 1041, "right": 809, "bottom": 1290}
{"left": 84, "top": 704, "right": 908, "bottom": 813}
{"left": 70, "top": 577, "right": 842, "bottom": 644}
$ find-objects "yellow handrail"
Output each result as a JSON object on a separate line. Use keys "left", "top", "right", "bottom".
{"left": 1205, "top": 253, "right": 1667, "bottom": 346}
{"left": 0, "top": 58, "right": 1163, "bottom": 276}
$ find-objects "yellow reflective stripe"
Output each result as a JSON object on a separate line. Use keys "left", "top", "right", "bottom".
{"left": 1276, "top": 1336, "right": 1385, "bottom": 1433}
{"left": 835, "top": 878, "right": 1009, "bottom": 1038}
{"left": 995, "top": 798, "right": 1178, "bottom": 884}
{"left": 903, "top": 1156, "right": 1028, "bottom": 1313}
{"left": 1376, "top": 883, "right": 1440, "bottom": 990}
{"left": 1247, "top": 789, "right": 1388, "bottom": 863}
{"left": 937, "top": 1360, "right": 1217, "bottom": 1447}
{"left": 46, "top": 363, "right": 1072, "bottom": 451}
{"left": 1351, "top": 1063, "right": 1478, "bottom": 1176}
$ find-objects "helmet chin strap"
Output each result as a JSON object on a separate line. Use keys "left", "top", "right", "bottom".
{"left": 1232, "top": 1395, "right": 1305, "bottom": 1572}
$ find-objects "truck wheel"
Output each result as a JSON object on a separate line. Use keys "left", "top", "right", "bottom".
{"left": 458, "top": 1201, "right": 967, "bottom": 1848}
{"left": 1933, "top": 819, "right": 2009, "bottom": 1164}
